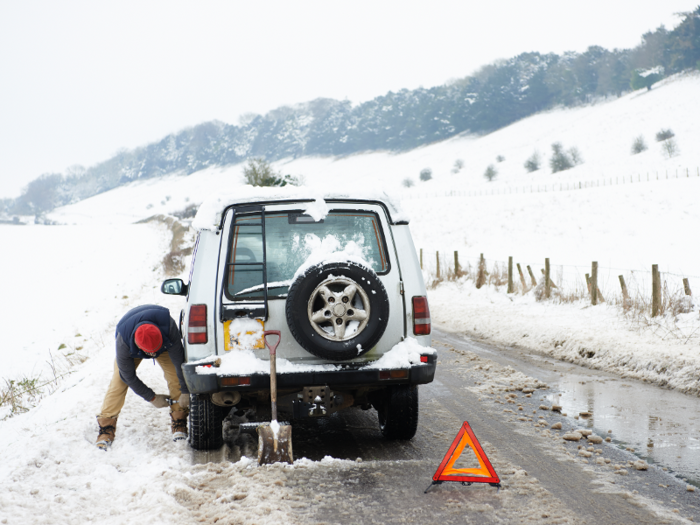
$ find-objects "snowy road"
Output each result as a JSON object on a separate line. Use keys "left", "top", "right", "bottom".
{"left": 2, "top": 323, "right": 698, "bottom": 524}
{"left": 436, "top": 328, "right": 700, "bottom": 485}
{"left": 188, "top": 330, "right": 700, "bottom": 524}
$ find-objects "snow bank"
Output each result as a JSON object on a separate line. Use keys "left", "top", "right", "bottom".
{"left": 429, "top": 279, "right": 700, "bottom": 395}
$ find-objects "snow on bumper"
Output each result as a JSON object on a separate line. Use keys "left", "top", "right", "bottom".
{"left": 183, "top": 338, "right": 437, "bottom": 394}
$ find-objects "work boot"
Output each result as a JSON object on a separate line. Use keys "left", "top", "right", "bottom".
{"left": 171, "top": 410, "right": 188, "bottom": 442}
{"left": 96, "top": 417, "right": 117, "bottom": 450}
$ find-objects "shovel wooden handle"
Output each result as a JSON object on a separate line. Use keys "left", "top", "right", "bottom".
{"left": 263, "top": 331, "right": 282, "bottom": 421}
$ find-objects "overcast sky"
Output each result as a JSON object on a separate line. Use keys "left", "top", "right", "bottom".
{"left": 1, "top": 1, "right": 697, "bottom": 199}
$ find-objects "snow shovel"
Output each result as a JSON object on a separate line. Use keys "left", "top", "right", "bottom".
{"left": 257, "top": 330, "right": 293, "bottom": 465}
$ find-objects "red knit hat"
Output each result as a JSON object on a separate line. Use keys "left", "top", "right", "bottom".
{"left": 134, "top": 323, "right": 163, "bottom": 353}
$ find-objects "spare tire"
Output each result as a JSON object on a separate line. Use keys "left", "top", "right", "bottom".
{"left": 286, "top": 261, "right": 389, "bottom": 361}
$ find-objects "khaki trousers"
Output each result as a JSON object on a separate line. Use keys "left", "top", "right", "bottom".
{"left": 98, "top": 352, "right": 187, "bottom": 419}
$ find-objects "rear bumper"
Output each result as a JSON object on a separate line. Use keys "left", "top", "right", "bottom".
{"left": 183, "top": 353, "right": 437, "bottom": 394}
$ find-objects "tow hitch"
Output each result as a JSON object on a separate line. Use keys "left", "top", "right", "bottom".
{"left": 291, "top": 386, "right": 353, "bottom": 418}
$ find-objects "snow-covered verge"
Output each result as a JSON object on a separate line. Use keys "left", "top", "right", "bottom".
{"left": 0, "top": 339, "right": 339, "bottom": 525}
{"left": 0, "top": 223, "right": 171, "bottom": 397}
{"left": 429, "top": 278, "right": 700, "bottom": 395}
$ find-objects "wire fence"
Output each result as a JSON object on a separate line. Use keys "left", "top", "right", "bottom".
{"left": 401, "top": 166, "right": 700, "bottom": 199}
{"left": 419, "top": 250, "right": 698, "bottom": 318}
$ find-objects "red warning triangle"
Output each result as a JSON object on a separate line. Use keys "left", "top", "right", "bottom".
{"left": 432, "top": 421, "right": 500, "bottom": 484}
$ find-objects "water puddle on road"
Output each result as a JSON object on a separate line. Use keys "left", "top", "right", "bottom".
{"left": 539, "top": 360, "right": 700, "bottom": 486}
{"left": 436, "top": 330, "right": 700, "bottom": 486}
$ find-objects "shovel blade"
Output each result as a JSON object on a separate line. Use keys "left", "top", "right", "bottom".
{"left": 257, "top": 423, "right": 293, "bottom": 465}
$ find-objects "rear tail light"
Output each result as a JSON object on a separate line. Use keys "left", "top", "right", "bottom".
{"left": 221, "top": 376, "right": 250, "bottom": 386}
{"left": 188, "top": 304, "right": 208, "bottom": 344}
{"left": 412, "top": 296, "right": 431, "bottom": 335}
{"left": 379, "top": 370, "right": 408, "bottom": 380}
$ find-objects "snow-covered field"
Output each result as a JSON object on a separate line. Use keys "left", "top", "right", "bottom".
{"left": 1, "top": 71, "right": 699, "bottom": 522}
{"left": 0, "top": 223, "right": 171, "bottom": 387}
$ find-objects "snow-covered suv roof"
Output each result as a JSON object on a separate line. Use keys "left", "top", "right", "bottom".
{"left": 192, "top": 186, "right": 409, "bottom": 231}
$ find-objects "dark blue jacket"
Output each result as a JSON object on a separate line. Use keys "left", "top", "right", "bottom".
{"left": 114, "top": 304, "right": 188, "bottom": 401}
{"left": 116, "top": 304, "right": 173, "bottom": 359}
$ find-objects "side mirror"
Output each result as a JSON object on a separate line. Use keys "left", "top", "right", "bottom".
{"left": 161, "top": 278, "right": 188, "bottom": 296}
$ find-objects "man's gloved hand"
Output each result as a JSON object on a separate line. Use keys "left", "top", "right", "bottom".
{"left": 150, "top": 394, "right": 170, "bottom": 408}
{"left": 178, "top": 393, "right": 190, "bottom": 409}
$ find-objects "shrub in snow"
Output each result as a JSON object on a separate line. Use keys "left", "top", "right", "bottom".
{"left": 243, "top": 157, "right": 300, "bottom": 187}
{"left": 484, "top": 164, "right": 497, "bottom": 182}
{"left": 496, "top": 154, "right": 505, "bottom": 162}
{"left": 655, "top": 129, "right": 675, "bottom": 142}
{"left": 402, "top": 178, "right": 414, "bottom": 188}
{"left": 419, "top": 168, "right": 432, "bottom": 181}
{"left": 454, "top": 159, "right": 464, "bottom": 171}
{"left": 568, "top": 147, "right": 583, "bottom": 165}
{"left": 631, "top": 135, "right": 648, "bottom": 154}
{"left": 630, "top": 67, "right": 664, "bottom": 91}
{"left": 661, "top": 138, "right": 679, "bottom": 159}
{"left": 549, "top": 142, "right": 582, "bottom": 173}
{"left": 524, "top": 151, "right": 541, "bottom": 172}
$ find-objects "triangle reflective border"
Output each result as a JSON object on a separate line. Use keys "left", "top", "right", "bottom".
{"left": 426, "top": 421, "right": 500, "bottom": 492}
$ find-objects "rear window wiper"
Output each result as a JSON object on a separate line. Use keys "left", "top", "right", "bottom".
{"left": 234, "top": 280, "right": 292, "bottom": 296}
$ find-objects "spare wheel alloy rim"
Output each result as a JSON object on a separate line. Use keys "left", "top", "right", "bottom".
{"left": 307, "top": 276, "right": 371, "bottom": 341}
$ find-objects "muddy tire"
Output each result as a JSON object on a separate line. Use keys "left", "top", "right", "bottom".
{"left": 189, "top": 395, "right": 226, "bottom": 450}
{"left": 377, "top": 385, "right": 419, "bottom": 440}
{"left": 286, "top": 261, "right": 389, "bottom": 361}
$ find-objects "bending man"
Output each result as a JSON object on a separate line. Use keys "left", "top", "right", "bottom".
{"left": 96, "top": 304, "right": 190, "bottom": 450}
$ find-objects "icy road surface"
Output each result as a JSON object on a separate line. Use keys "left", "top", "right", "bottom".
{"left": 192, "top": 332, "right": 699, "bottom": 524}
{"left": 2, "top": 328, "right": 698, "bottom": 523}
{"left": 435, "top": 329, "right": 700, "bottom": 486}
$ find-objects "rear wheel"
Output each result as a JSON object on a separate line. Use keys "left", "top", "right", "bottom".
{"left": 376, "top": 385, "right": 419, "bottom": 440}
{"left": 189, "top": 395, "right": 226, "bottom": 450}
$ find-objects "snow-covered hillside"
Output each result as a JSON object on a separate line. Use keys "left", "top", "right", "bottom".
{"left": 48, "top": 71, "right": 700, "bottom": 274}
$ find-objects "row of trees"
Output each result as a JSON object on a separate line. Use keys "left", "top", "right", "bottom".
{"left": 3, "top": 7, "right": 699, "bottom": 217}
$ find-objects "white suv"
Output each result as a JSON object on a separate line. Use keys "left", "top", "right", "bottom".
{"left": 162, "top": 191, "right": 435, "bottom": 450}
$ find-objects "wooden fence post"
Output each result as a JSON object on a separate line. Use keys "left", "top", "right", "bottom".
{"left": 517, "top": 263, "right": 527, "bottom": 292}
{"left": 619, "top": 275, "right": 630, "bottom": 309}
{"left": 526, "top": 265, "right": 537, "bottom": 287}
{"left": 436, "top": 252, "right": 441, "bottom": 280}
{"left": 652, "top": 264, "right": 661, "bottom": 317}
{"left": 507, "top": 257, "right": 514, "bottom": 293}
{"left": 683, "top": 278, "right": 692, "bottom": 296}
{"left": 454, "top": 251, "right": 461, "bottom": 277}
{"left": 591, "top": 261, "right": 598, "bottom": 305}
{"left": 476, "top": 254, "right": 486, "bottom": 289}
{"left": 544, "top": 258, "right": 551, "bottom": 299}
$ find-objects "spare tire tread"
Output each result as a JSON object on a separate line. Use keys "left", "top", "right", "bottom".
{"left": 286, "top": 261, "right": 389, "bottom": 361}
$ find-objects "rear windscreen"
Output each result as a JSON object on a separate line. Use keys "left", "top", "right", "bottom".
{"left": 224, "top": 211, "right": 388, "bottom": 300}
